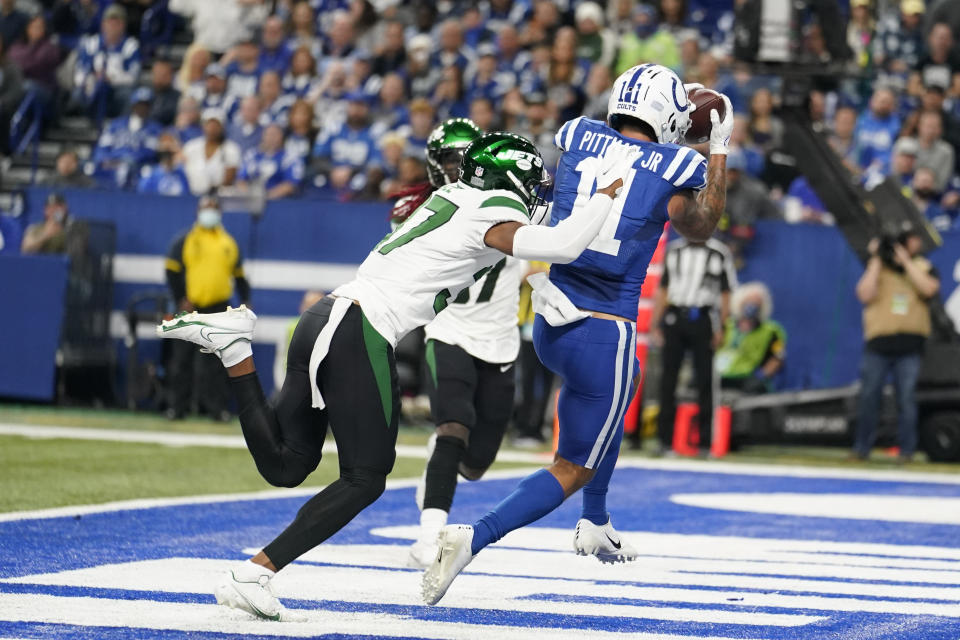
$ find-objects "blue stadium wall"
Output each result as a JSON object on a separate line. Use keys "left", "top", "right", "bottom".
{"left": 6, "top": 186, "right": 960, "bottom": 401}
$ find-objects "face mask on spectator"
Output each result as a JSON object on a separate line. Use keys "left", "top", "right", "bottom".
{"left": 742, "top": 303, "right": 761, "bottom": 322}
{"left": 914, "top": 188, "right": 938, "bottom": 200}
{"left": 197, "top": 208, "right": 221, "bottom": 228}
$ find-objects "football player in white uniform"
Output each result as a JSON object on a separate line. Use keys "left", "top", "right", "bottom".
{"left": 157, "top": 131, "right": 639, "bottom": 620}
{"left": 392, "top": 119, "right": 529, "bottom": 570}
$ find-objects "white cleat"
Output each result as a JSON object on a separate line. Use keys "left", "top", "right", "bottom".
{"left": 407, "top": 539, "right": 439, "bottom": 569}
{"left": 414, "top": 432, "right": 438, "bottom": 511}
{"left": 156, "top": 305, "right": 256, "bottom": 367}
{"left": 573, "top": 518, "right": 639, "bottom": 564}
{"left": 213, "top": 562, "right": 293, "bottom": 621}
{"left": 421, "top": 524, "right": 474, "bottom": 605}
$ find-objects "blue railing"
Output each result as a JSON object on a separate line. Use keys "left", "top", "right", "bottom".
{"left": 9, "top": 89, "right": 43, "bottom": 184}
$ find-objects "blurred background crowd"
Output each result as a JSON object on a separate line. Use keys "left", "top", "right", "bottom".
{"left": 0, "top": 0, "right": 954, "bottom": 240}
{"left": 3, "top": 0, "right": 960, "bottom": 461}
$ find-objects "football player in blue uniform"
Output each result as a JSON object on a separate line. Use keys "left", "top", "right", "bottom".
{"left": 422, "top": 63, "right": 733, "bottom": 604}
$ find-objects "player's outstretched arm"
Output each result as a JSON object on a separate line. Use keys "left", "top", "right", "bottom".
{"left": 667, "top": 95, "right": 733, "bottom": 242}
{"left": 485, "top": 142, "right": 641, "bottom": 263}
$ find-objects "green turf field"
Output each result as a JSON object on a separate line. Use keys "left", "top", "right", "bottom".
{"left": 1, "top": 404, "right": 957, "bottom": 513}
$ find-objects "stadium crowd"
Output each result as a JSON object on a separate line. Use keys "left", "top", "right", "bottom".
{"left": 0, "top": 0, "right": 953, "bottom": 237}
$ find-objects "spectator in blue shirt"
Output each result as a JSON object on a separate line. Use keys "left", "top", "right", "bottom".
{"left": 287, "top": 1, "right": 322, "bottom": 62}
{"left": 318, "top": 10, "right": 357, "bottom": 75}
{"left": 138, "top": 133, "right": 191, "bottom": 196}
{"left": 72, "top": 4, "right": 141, "bottom": 120}
{"left": 170, "top": 95, "right": 203, "bottom": 144}
{"left": 311, "top": 90, "right": 381, "bottom": 192}
{"left": 401, "top": 98, "right": 435, "bottom": 158}
{"left": 855, "top": 87, "right": 902, "bottom": 174}
{"left": 238, "top": 123, "right": 304, "bottom": 199}
{"left": 93, "top": 87, "right": 161, "bottom": 187}
{"left": 259, "top": 15, "right": 292, "bottom": 75}
{"left": 466, "top": 43, "right": 515, "bottom": 104}
{"left": 496, "top": 24, "right": 532, "bottom": 76}
{"left": 282, "top": 46, "right": 320, "bottom": 100}
{"left": 910, "top": 166, "right": 957, "bottom": 231}
{"left": 257, "top": 70, "right": 294, "bottom": 126}
{"left": 225, "top": 38, "right": 262, "bottom": 102}
{"left": 370, "top": 73, "right": 409, "bottom": 138}
{"left": 228, "top": 96, "right": 263, "bottom": 154}
{"left": 432, "top": 20, "right": 473, "bottom": 71}
{"left": 432, "top": 65, "right": 470, "bottom": 122}
{"left": 197, "top": 63, "right": 237, "bottom": 118}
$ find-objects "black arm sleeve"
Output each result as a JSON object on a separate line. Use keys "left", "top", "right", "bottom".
{"left": 234, "top": 251, "right": 251, "bottom": 305}
{"left": 165, "top": 234, "right": 187, "bottom": 303}
{"left": 235, "top": 276, "right": 252, "bottom": 305}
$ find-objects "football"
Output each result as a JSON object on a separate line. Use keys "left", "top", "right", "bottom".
{"left": 685, "top": 87, "right": 726, "bottom": 144}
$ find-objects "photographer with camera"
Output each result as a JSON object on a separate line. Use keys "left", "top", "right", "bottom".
{"left": 853, "top": 224, "right": 940, "bottom": 462}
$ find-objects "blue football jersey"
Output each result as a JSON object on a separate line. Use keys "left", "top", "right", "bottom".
{"left": 548, "top": 117, "right": 707, "bottom": 319}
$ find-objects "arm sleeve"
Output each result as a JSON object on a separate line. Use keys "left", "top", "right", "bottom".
{"left": 165, "top": 234, "right": 186, "bottom": 302}
{"left": 512, "top": 192, "right": 614, "bottom": 263}
{"left": 234, "top": 251, "right": 251, "bottom": 304}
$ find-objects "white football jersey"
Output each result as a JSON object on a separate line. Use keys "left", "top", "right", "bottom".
{"left": 333, "top": 182, "right": 529, "bottom": 347}
{"left": 425, "top": 257, "right": 525, "bottom": 364}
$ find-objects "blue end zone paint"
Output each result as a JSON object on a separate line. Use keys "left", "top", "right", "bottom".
{"left": 1, "top": 467, "right": 959, "bottom": 639}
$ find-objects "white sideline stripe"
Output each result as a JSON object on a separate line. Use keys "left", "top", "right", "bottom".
{"left": 0, "top": 468, "right": 536, "bottom": 524}
{"left": 0, "top": 593, "right": 748, "bottom": 640}
{"left": 11, "top": 421, "right": 960, "bottom": 485}
{"left": 0, "top": 423, "right": 550, "bottom": 464}
{"left": 7, "top": 558, "right": 820, "bottom": 628}
{"left": 114, "top": 255, "right": 359, "bottom": 292}
{"left": 673, "top": 492, "right": 960, "bottom": 526}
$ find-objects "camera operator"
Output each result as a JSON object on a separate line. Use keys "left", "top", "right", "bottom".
{"left": 853, "top": 225, "right": 940, "bottom": 462}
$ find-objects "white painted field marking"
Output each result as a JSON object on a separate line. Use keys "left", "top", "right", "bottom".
{"left": 0, "top": 592, "right": 751, "bottom": 640}
{"left": 5, "top": 557, "right": 822, "bottom": 628}
{"left": 0, "top": 468, "right": 533, "bottom": 524}
{"left": 672, "top": 493, "right": 960, "bottom": 525}
{"left": 0, "top": 423, "right": 551, "bottom": 464}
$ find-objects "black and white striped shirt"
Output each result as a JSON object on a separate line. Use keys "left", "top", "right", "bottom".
{"left": 661, "top": 238, "right": 737, "bottom": 309}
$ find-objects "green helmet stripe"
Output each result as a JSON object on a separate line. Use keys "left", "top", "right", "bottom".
{"left": 480, "top": 196, "right": 528, "bottom": 215}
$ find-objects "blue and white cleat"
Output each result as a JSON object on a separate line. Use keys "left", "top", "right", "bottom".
{"left": 573, "top": 518, "right": 638, "bottom": 564}
{"left": 156, "top": 305, "right": 256, "bottom": 367}
{"left": 421, "top": 524, "right": 474, "bottom": 604}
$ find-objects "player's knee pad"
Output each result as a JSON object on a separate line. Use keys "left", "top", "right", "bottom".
{"left": 340, "top": 467, "right": 387, "bottom": 506}
{"left": 436, "top": 421, "right": 470, "bottom": 444}
{"left": 458, "top": 462, "right": 488, "bottom": 481}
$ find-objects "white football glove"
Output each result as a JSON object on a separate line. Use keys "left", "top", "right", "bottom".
{"left": 596, "top": 141, "right": 642, "bottom": 192}
{"left": 709, "top": 94, "right": 734, "bottom": 156}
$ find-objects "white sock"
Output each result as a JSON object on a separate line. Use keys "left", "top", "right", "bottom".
{"left": 418, "top": 508, "right": 448, "bottom": 544}
{"left": 234, "top": 559, "right": 275, "bottom": 581}
{"left": 220, "top": 339, "right": 253, "bottom": 368}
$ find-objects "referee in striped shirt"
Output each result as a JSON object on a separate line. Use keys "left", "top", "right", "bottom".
{"left": 652, "top": 237, "right": 737, "bottom": 456}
